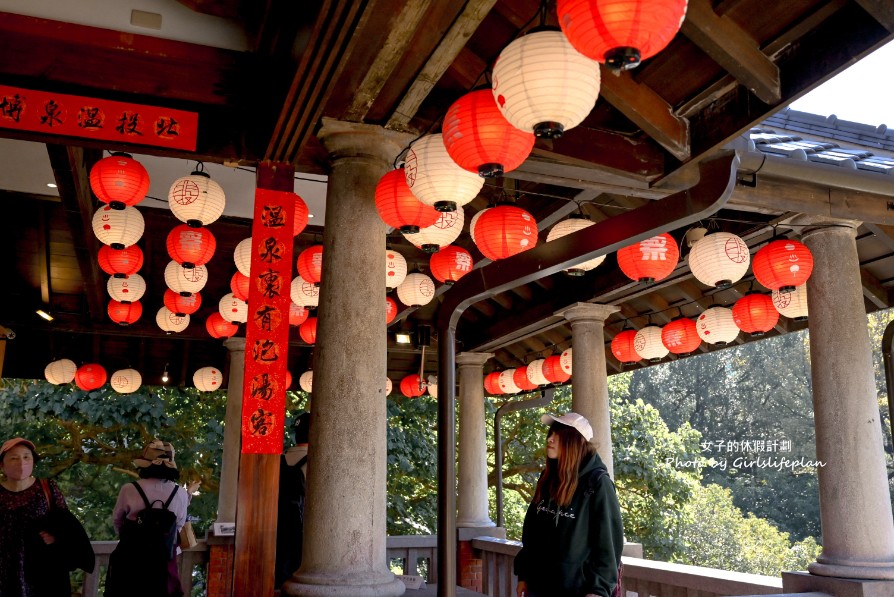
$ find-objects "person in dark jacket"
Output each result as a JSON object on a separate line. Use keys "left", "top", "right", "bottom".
{"left": 514, "top": 412, "right": 624, "bottom": 597}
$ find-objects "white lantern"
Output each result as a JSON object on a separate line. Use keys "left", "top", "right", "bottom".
{"left": 44, "top": 359, "right": 77, "bottom": 385}
{"left": 498, "top": 369, "right": 521, "bottom": 394}
{"left": 404, "top": 134, "right": 484, "bottom": 212}
{"left": 396, "top": 273, "right": 436, "bottom": 307}
{"left": 469, "top": 208, "right": 489, "bottom": 244}
{"left": 299, "top": 370, "right": 313, "bottom": 393}
{"left": 234, "top": 237, "right": 253, "bottom": 277}
{"left": 290, "top": 275, "right": 320, "bottom": 308}
{"left": 92, "top": 205, "right": 144, "bottom": 249}
{"left": 772, "top": 285, "right": 808, "bottom": 320}
{"left": 634, "top": 326, "right": 669, "bottom": 361}
{"left": 546, "top": 218, "right": 605, "bottom": 274}
{"left": 688, "top": 232, "right": 750, "bottom": 288}
{"left": 403, "top": 209, "right": 465, "bottom": 253}
{"left": 696, "top": 306, "right": 740, "bottom": 345}
{"left": 526, "top": 359, "right": 549, "bottom": 386}
{"left": 386, "top": 249, "right": 408, "bottom": 289}
{"left": 193, "top": 366, "right": 223, "bottom": 392}
{"left": 559, "top": 348, "right": 573, "bottom": 375}
{"left": 156, "top": 306, "right": 190, "bottom": 333}
{"left": 168, "top": 171, "right": 226, "bottom": 226}
{"left": 385, "top": 377, "right": 393, "bottom": 395}
{"left": 107, "top": 273, "right": 146, "bottom": 303}
{"left": 427, "top": 375, "right": 438, "bottom": 399}
{"left": 164, "top": 261, "right": 208, "bottom": 295}
{"left": 492, "top": 29, "right": 601, "bottom": 138}
{"left": 218, "top": 293, "right": 248, "bottom": 323}
{"left": 110, "top": 368, "right": 142, "bottom": 393}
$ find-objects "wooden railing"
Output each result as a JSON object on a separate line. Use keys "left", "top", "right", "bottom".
{"left": 82, "top": 540, "right": 210, "bottom": 597}
{"left": 386, "top": 534, "right": 438, "bottom": 583}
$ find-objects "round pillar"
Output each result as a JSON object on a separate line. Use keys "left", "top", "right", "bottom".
{"left": 456, "top": 351, "right": 496, "bottom": 528}
{"left": 217, "top": 336, "right": 245, "bottom": 523}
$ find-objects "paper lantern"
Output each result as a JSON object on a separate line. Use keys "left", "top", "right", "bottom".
{"left": 75, "top": 364, "right": 107, "bottom": 391}
{"left": 484, "top": 371, "right": 504, "bottom": 395}
{"left": 157, "top": 306, "right": 190, "bottom": 333}
{"left": 234, "top": 237, "right": 253, "bottom": 277}
{"left": 290, "top": 275, "right": 320, "bottom": 308}
{"left": 168, "top": 170, "right": 226, "bottom": 226}
{"left": 89, "top": 152, "right": 150, "bottom": 208}
{"left": 375, "top": 169, "right": 441, "bottom": 233}
{"left": 219, "top": 293, "right": 248, "bottom": 323}
{"left": 442, "top": 89, "right": 535, "bottom": 177}
{"left": 403, "top": 209, "right": 465, "bottom": 253}
{"left": 772, "top": 285, "right": 808, "bottom": 321}
{"left": 474, "top": 205, "right": 538, "bottom": 261}
{"left": 732, "top": 293, "right": 779, "bottom": 336}
{"left": 292, "top": 194, "right": 309, "bottom": 236}
{"left": 206, "top": 312, "right": 239, "bottom": 338}
{"left": 396, "top": 273, "right": 436, "bottom": 307}
{"left": 193, "top": 366, "right": 223, "bottom": 392}
{"left": 385, "top": 378, "right": 393, "bottom": 395}
{"left": 45, "top": 359, "right": 77, "bottom": 385}
{"left": 231, "top": 272, "right": 250, "bottom": 302}
{"left": 499, "top": 369, "right": 522, "bottom": 394}
{"left": 513, "top": 366, "right": 538, "bottom": 391}
{"left": 297, "top": 245, "right": 323, "bottom": 285}
{"left": 611, "top": 329, "right": 640, "bottom": 363}
{"left": 110, "top": 368, "right": 142, "bottom": 394}
{"left": 299, "top": 317, "right": 318, "bottom": 344}
{"left": 661, "top": 317, "right": 701, "bottom": 355}
{"left": 634, "top": 325, "right": 668, "bottom": 362}
{"left": 386, "top": 296, "right": 398, "bottom": 324}
{"left": 108, "top": 300, "right": 142, "bottom": 325}
{"left": 166, "top": 224, "right": 216, "bottom": 268}
{"left": 526, "top": 359, "right": 549, "bottom": 386}
{"left": 299, "top": 370, "right": 314, "bottom": 393}
{"left": 469, "top": 208, "right": 489, "bottom": 244}
{"left": 558, "top": 0, "right": 689, "bottom": 69}
{"left": 426, "top": 375, "right": 439, "bottom": 399}
{"left": 688, "top": 232, "right": 750, "bottom": 289}
{"left": 164, "top": 261, "right": 208, "bottom": 296}
{"left": 164, "top": 289, "right": 202, "bottom": 316}
{"left": 696, "top": 306, "right": 739, "bottom": 345}
{"left": 107, "top": 273, "right": 146, "bottom": 303}
{"left": 546, "top": 217, "right": 605, "bottom": 274}
{"left": 285, "top": 371, "right": 293, "bottom": 390}
{"left": 386, "top": 250, "right": 408, "bottom": 289}
{"left": 98, "top": 245, "right": 143, "bottom": 278}
{"left": 430, "top": 245, "right": 474, "bottom": 285}
{"left": 400, "top": 374, "right": 426, "bottom": 398}
{"left": 542, "top": 355, "right": 571, "bottom": 383}
{"left": 617, "top": 232, "right": 679, "bottom": 283}
{"left": 404, "top": 134, "right": 484, "bottom": 212}
{"left": 289, "top": 303, "right": 310, "bottom": 326}
{"left": 560, "top": 348, "right": 573, "bottom": 375}
{"left": 752, "top": 239, "right": 814, "bottom": 293}
{"left": 492, "top": 29, "right": 601, "bottom": 138}
{"left": 92, "top": 205, "right": 144, "bottom": 249}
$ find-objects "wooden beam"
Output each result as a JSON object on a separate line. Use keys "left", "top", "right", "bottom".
{"left": 861, "top": 268, "right": 890, "bottom": 309}
{"left": 863, "top": 222, "right": 894, "bottom": 252}
{"left": 855, "top": 0, "right": 894, "bottom": 32}
{"left": 681, "top": 0, "right": 781, "bottom": 104}
{"left": 37, "top": 202, "right": 51, "bottom": 305}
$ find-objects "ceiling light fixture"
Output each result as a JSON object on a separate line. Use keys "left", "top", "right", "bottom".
{"left": 162, "top": 363, "right": 170, "bottom": 383}
{"left": 36, "top": 309, "right": 53, "bottom": 321}
{"left": 395, "top": 331, "right": 412, "bottom": 344}
{"left": 46, "top": 183, "right": 57, "bottom": 188}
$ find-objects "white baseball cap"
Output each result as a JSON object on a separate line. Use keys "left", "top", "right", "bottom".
{"left": 541, "top": 412, "right": 593, "bottom": 441}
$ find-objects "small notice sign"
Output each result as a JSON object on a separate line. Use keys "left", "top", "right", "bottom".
{"left": 397, "top": 575, "right": 426, "bottom": 590}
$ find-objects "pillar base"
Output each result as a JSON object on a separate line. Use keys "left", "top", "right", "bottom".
{"left": 282, "top": 571, "right": 406, "bottom": 597}
{"left": 809, "top": 559, "right": 894, "bottom": 581}
{"left": 785, "top": 571, "right": 894, "bottom": 596}
{"left": 456, "top": 517, "right": 496, "bottom": 529}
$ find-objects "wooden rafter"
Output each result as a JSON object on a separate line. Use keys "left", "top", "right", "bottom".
{"left": 861, "top": 268, "right": 891, "bottom": 309}
{"left": 855, "top": 0, "right": 894, "bottom": 32}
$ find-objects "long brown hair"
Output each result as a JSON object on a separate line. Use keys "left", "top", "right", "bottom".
{"left": 534, "top": 422, "right": 596, "bottom": 507}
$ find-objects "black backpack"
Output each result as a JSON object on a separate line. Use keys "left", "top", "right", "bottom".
{"left": 585, "top": 467, "right": 623, "bottom": 597}
{"left": 125, "top": 481, "right": 180, "bottom": 561}
{"left": 275, "top": 454, "right": 308, "bottom": 587}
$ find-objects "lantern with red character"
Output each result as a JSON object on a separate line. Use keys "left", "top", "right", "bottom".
{"left": 297, "top": 245, "right": 324, "bottom": 286}
{"left": 89, "top": 152, "right": 150, "bottom": 208}
{"left": 430, "top": 245, "right": 474, "bottom": 285}
{"left": 732, "top": 293, "right": 779, "bottom": 336}
{"left": 375, "top": 169, "right": 441, "bottom": 233}
{"left": 752, "top": 239, "right": 814, "bottom": 293}
{"left": 75, "top": 363, "right": 107, "bottom": 391}
{"left": 166, "top": 224, "right": 216, "bottom": 268}
{"left": 99, "top": 245, "right": 143, "bottom": 278}
{"left": 299, "top": 317, "right": 318, "bottom": 345}
{"left": 617, "top": 233, "right": 679, "bottom": 283}
{"left": 661, "top": 317, "right": 700, "bottom": 355}
{"left": 611, "top": 329, "right": 640, "bottom": 363}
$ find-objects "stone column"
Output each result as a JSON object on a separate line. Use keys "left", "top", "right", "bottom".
{"left": 557, "top": 303, "right": 620, "bottom": 477}
{"left": 798, "top": 218, "right": 894, "bottom": 580}
{"left": 283, "top": 119, "right": 408, "bottom": 597}
{"left": 456, "top": 351, "right": 496, "bottom": 528}
{"left": 217, "top": 336, "right": 245, "bottom": 523}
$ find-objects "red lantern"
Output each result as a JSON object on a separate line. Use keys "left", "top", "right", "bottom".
{"left": 374, "top": 169, "right": 441, "bottom": 233}
{"left": 75, "top": 363, "right": 107, "bottom": 391}
{"left": 231, "top": 272, "right": 250, "bottom": 302}
{"left": 442, "top": 89, "right": 535, "bottom": 177}
{"left": 164, "top": 289, "right": 202, "bottom": 316}
{"left": 89, "top": 152, "right": 150, "bottom": 208}
{"left": 474, "top": 205, "right": 538, "bottom": 261}
{"left": 752, "top": 239, "right": 814, "bottom": 293}
{"left": 557, "top": 0, "right": 688, "bottom": 69}
{"left": 611, "top": 329, "right": 640, "bottom": 363}
{"left": 484, "top": 371, "right": 504, "bottom": 395}
{"left": 107, "top": 300, "right": 142, "bottom": 325}
{"left": 386, "top": 296, "right": 398, "bottom": 324}
{"left": 661, "top": 317, "right": 701, "bottom": 355}
{"left": 617, "top": 232, "right": 679, "bottom": 283}
{"left": 285, "top": 371, "right": 293, "bottom": 390}
{"left": 430, "top": 245, "right": 474, "bottom": 285}
{"left": 289, "top": 304, "right": 309, "bottom": 326}
{"left": 732, "top": 293, "right": 779, "bottom": 336}
{"left": 206, "top": 312, "right": 239, "bottom": 339}
{"left": 400, "top": 374, "right": 426, "bottom": 398}
{"left": 542, "top": 355, "right": 571, "bottom": 383}
{"left": 98, "top": 245, "right": 143, "bottom": 278}
{"left": 297, "top": 245, "right": 324, "bottom": 286}
{"left": 513, "top": 366, "right": 538, "bottom": 391}
{"left": 293, "top": 194, "right": 310, "bottom": 237}
{"left": 166, "top": 224, "right": 216, "bottom": 268}
{"left": 299, "top": 317, "right": 318, "bottom": 344}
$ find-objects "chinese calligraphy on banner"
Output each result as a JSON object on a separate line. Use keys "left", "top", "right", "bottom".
{"left": 0, "top": 85, "right": 198, "bottom": 151}
{"left": 241, "top": 189, "right": 295, "bottom": 453}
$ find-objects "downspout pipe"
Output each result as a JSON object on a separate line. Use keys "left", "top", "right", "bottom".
{"left": 881, "top": 320, "right": 894, "bottom": 446}
{"left": 434, "top": 152, "right": 739, "bottom": 597}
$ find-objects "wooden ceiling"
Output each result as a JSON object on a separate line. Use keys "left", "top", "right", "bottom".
{"left": 2, "top": 0, "right": 894, "bottom": 386}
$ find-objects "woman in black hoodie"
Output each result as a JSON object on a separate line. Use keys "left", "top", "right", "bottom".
{"left": 514, "top": 412, "right": 624, "bottom": 597}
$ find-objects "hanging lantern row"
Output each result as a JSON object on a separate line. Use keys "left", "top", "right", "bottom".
{"left": 483, "top": 349, "right": 573, "bottom": 396}
{"left": 44, "top": 358, "right": 229, "bottom": 394}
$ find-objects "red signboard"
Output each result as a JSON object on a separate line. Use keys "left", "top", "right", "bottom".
{"left": 241, "top": 189, "right": 296, "bottom": 453}
{"left": 0, "top": 85, "right": 198, "bottom": 151}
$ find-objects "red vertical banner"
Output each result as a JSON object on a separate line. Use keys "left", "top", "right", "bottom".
{"left": 241, "top": 188, "right": 295, "bottom": 453}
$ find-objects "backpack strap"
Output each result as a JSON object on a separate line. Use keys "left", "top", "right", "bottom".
{"left": 585, "top": 466, "right": 612, "bottom": 496}
{"left": 39, "top": 478, "right": 54, "bottom": 511}
{"left": 163, "top": 484, "right": 179, "bottom": 509}
{"left": 130, "top": 481, "right": 153, "bottom": 509}
{"left": 296, "top": 455, "right": 308, "bottom": 469}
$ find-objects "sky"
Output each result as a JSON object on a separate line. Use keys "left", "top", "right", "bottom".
{"left": 789, "top": 40, "right": 894, "bottom": 126}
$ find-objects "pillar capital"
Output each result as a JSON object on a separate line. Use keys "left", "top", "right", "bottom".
{"left": 223, "top": 336, "right": 246, "bottom": 353}
{"left": 317, "top": 118, "right": 413, "bottom": 165}
{"left": 788, "top": 215, "right": 860, "bottom": 241}
{"left": 456, "top": 351, "right": 494, "bottom": 367}
{"left": 556, "top": 302, "right": 620, "bottom": 324}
